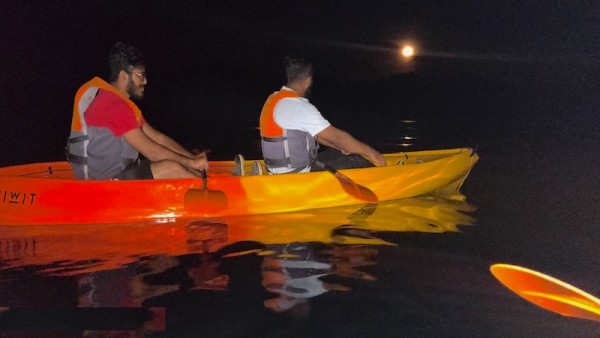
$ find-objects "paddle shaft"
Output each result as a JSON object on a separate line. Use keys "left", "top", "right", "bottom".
{"left": 201, "top": 169, "right": 208, "bottom": 190}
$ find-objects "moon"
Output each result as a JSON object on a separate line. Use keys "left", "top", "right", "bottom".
{"left": 401, "top": 45, "right": 415, "bottom": 58}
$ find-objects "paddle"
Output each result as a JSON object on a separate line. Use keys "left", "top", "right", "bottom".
{"left": 490, "top": 263, "right": 600, "bottom": 322}
{"left": 313, "top": 160, "right": 378, "bottom": 204}
{"left": 183, "top": 170, "right": 228, "bottom": 213}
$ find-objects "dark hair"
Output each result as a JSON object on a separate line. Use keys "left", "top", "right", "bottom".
{"left": 284, "top": 55, "right": 312, "bottom": 84}
{"left": 108, "top": 42, "right": 145, "bottom": 82}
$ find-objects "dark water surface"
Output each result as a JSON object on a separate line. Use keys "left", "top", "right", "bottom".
{"left": 2, "top": 20, "right": 600, "bottom": 338}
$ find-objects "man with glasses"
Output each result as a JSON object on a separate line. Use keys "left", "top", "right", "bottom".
{"left": 66, "top": 42, "right": 208, "bottom": 180}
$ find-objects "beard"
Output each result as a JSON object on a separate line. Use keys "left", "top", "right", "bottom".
{"left": 126, "top": 78, "right": 144, "bottom": 100}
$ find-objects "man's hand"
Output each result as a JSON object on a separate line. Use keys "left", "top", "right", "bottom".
{"left": 189, "top": 153, "right": 209, "bottom": 171}
{"left": 192, "top": 150, "right": 209, "bottom": 159}
{"left": 365, "top": 150, "right": 386, "bottom": 167}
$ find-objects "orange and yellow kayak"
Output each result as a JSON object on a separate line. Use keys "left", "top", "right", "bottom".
{"left": 0, "top": 148, "right": 478, "bottom": 225}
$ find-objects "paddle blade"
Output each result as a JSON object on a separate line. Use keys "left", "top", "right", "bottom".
{"left": 314, "top": 160, "right": 378, "bottom": 203}
{"left": 491, "top": 263, "right": 600, "bottom": 322}
{"left": 184, "top": 189, "right": 228, "bottom": 214}
{"left": 334, "top": 171, "right": 378, "bottom": 204}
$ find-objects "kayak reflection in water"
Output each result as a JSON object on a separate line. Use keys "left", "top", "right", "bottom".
{"left": 261, "top": 241, "right": 378, "bottom": 315}
{"left": 75, "top": 220, "right": 232, "bottom": 309}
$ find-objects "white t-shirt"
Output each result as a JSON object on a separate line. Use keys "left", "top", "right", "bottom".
{"left": 269, "top": 86, "right": 331, "bottom": 174}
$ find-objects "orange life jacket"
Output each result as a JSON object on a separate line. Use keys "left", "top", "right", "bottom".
{"left": 70, "top": 77, "right": 143, "bottom": 132}
{"left": 259, "top": 88, "right": 318, "bottom": 172}
{"left": 66, "top": 77, "right": 143, "bottom": 179}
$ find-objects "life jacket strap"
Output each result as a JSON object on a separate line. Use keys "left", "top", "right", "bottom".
{"left": 264, "top": 158, "right": 291, "bottom": 167}
{"left": 265, "top": 166, "right": 308, "bottom": 174}
{"left": 262, "top": 136, "right": 287, "bottom": 142}
{"left": 66, "top": 153, "right": 88, "bottom": 165}
{"left": 264, "top": 158, "right": 310, "bottom": 174}
{"left": 68, "top": 135, "right": 89, "bottom": 144}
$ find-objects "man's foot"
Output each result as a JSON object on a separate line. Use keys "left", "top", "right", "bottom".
{"left": 251, "top": 161, "right": 263, "bottom": 175}
{"left": 232, "top": 154, "right": 245, "bottom": 176}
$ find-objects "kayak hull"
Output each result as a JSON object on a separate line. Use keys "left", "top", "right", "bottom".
{"left": 0, "top": 148, "right": 478, "bottom": 225}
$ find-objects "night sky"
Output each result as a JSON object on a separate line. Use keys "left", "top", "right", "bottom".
{"left": 1, "top": 1, "right": 599, "bottom": 165}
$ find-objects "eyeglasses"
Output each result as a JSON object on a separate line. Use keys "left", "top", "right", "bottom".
{"left": 128, "top": 71, "right": 147, "bottom": 81}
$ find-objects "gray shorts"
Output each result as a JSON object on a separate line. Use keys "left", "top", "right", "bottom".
{"left": 114, "top": 159, "right": 154, "bottom": 180}
{"left": 310, "top": 148, "right": 375, "bottom": 172}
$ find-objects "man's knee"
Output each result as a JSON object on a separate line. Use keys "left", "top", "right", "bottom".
{"left": 114, "top": 159, "right": 153, "bottom": 180}
{"left": 151, "top": 160, "right": 187, "bottom": 179}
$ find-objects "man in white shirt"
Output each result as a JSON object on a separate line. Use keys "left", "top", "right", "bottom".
{"left": 259, "top": 55, "right": 386, "bottom": 174}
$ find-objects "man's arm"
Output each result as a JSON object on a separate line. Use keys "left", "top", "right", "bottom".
{"left": 316, "top": 126, "right": 386, "bottom": 166}
{"left": 123, "top": 127, "right": 207, "bottom": 170}
{"left": 141, "top": 123, "right": 197, "bottom": 157}
{"left": 315, "top": 134, "right": 337, "bottom": 149}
